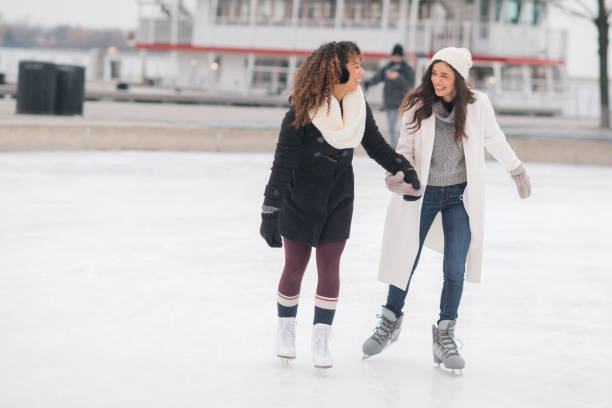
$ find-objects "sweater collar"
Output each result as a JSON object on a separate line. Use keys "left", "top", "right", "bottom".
{"left": 432, "top": 100, "right": 456, "bottom": 124}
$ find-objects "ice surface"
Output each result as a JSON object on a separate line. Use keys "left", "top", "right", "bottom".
{"left": 0, "top": 152, "right": 610, "bottom": 408}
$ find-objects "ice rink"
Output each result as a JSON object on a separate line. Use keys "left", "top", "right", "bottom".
{"left": 0, "top": 151, "right": 610, "bottom": 408}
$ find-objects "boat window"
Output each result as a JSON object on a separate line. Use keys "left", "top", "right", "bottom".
{"left": 480, "top": 0, "right": 491, "bottom": 22}
{"left": 504, "top": 0, "right": 521, "bottom": 24}
{"left": 520, "top": 1, "right": 541, "bottom": 25}
{"left": 501, "top": 65, "right": 524, "bottom": 91}
{"left": 494, "top": 0, "right": 503, "bottom": 22}
{"left": 470, "top": 66, "right": 495, "bottom": 91}
{"left": 251, "top": 57, "right": 290, "bottom": 95}
{"left": 343, "top": 0, "right": 383, "bottom": 28}
{"left": 254, "top": 57, "right": 289, "bottom": 68}
{"left": 530, "top": 65, "right": 548, "bottom": 92}
{"left": 533, "top": 1, "right": 544, "bottom": 25}
{"left": 255, "top": 0, "right": 293, "bottom": 25}
{"left": 299, "top": 0, "right": 336, "bottom": 27}
{"left": 551, "top": 65, "right": 564, "bottom": 93}
{"left": 216, "top": 0, "right": 251, "bottom": 24}
{"left": 520, "top": 1, "right": 534, "bottom": 24}
{"left": 388, "top": 0, "right": 401, "bottom": 28}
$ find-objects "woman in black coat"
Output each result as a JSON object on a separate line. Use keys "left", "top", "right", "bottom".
{"left": 260, "top": 41, "right": 421, "bottom": 369}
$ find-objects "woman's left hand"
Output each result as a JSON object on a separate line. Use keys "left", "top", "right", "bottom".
{"left": 385, "top": 172, "right": 424, "bottom": 199}
{"left": 510, "top": 164, "right": 531, "bottom": 199}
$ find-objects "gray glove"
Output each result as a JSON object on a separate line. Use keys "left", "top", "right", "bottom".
{"left": 385, "top": 171, "right": 424, "bottom": 197}
{"left": 510, "top": 164, "right": 531, "bottom": 199}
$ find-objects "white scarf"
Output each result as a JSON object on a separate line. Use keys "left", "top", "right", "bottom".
{"left": 309, "top": 86, "right": 366, "bottom": 149}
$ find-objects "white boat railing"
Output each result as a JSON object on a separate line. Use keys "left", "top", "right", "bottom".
{"left": 137, "top": 18, "right": 194, "bottom": 44}
{"left": 135, "top": 17, "right": 566, "bottom": 61}
{"left": 409, "top": 21, "right": 566, "bottom": 60}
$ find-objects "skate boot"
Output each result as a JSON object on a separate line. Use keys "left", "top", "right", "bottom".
{"left": 432, "top": 320, "right": 465, "bottom": 373}
{"left": 311, "top": 323, "right": 333, "bottom": 369}
{"left": 275, "top": 317, "right": 296, "bottom": 361}
{"left": 362, "top": 306, "right": 404, "bottom": 359}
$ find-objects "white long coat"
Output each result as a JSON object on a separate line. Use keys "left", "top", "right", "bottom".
{"left": 378, "top": 91, "right": 521, "bottom": 288}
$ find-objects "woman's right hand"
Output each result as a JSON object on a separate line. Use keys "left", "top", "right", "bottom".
{"left": 510, "top": 164, "right": 531, "bottom": 199}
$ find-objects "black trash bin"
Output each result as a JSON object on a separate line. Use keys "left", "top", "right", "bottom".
{"left": 16, "top": 61, "right": 57, "bottom": 114}
{"left": 55, "top": 64, "right": 85, "bottom": 115}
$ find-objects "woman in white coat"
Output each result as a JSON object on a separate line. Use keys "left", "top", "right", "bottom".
{"left": 361, "top": 47, "right": 531, "bottom": 371}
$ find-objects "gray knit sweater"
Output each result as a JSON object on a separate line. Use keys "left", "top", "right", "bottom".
{"left": 427, "top": 101, "right": 467, "bottom": 186}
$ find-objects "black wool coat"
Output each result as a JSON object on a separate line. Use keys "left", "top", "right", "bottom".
{"left": 263, "top": 102, "right": 413, "bottom": 247}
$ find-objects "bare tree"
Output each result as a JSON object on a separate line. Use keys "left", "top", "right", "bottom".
{"left": 0, "top": 22, "right": 128, "bottom": 51}
{"left": 552, "top": 0, "right": 612, "bottom": 127}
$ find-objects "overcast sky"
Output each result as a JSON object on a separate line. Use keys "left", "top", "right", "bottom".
{"left": 0, "top": 0, "right": 195, "bottom": 30}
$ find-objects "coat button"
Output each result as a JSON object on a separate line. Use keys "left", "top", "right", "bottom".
{"left": 342, "top": 151, "right": 348, "bottom": 157}
{"left": 395, "top": 157, "right": 402, "bottom": 163}
{"left": 273, "top": 190, "right": 280, "bottom": 196}
{"left": 317, "top": 136, "right": 324, "bottom": 143}
{"left": 314, "top": 152, "right": 321, "bottom": 157}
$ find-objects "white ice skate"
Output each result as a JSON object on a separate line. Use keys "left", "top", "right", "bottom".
{"left": 311, "top": 323, "right": 333, "bottom": 369}
{"left": 275, "top": 317, "right": 296, "bottom": 361}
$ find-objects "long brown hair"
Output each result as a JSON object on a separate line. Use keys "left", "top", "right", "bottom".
{"left": 399, "top": 60, "right": 476, "bottom": 142}
{"left": 290, "top": 41, "right": 362, "bottom": 128}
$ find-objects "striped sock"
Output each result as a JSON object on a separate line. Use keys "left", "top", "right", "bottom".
{"left": 277, "top": 292, "right": 299, "bottom": 318}
{"left": 313, "top": 294, "right": 338, "bottom": 325}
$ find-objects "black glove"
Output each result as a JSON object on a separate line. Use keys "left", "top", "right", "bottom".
{"left": 403, "top": 193, "right": 421, "bottom": 201}
{"left": 260, "top": 211, "right": 282, "bottom": 248}
{"left": 401, "top": 164, "right": 422, "bottom": 202}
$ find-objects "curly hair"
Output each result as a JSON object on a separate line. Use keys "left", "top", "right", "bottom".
{"left": 290, "top": 41, "right": 362, "bottom": 128}
{"left": 399, "top": 60, "right": 476, "bottom": 143}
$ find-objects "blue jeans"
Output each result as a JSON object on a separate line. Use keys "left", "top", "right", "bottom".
{"left": 386, "top": 109, "right": 399, "bottom": 149}
{"left": 386, "top": 182, "right": 471, "bottom": 322}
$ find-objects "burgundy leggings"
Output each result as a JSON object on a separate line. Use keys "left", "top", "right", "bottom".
{"left": 278, "top": 237, "right": 346, "bottom": 301}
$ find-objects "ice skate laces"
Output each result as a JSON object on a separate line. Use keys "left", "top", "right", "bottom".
{"left": 372, "top": 314, "right": 396, "bottom": 345}
{"left": 437, "top": 322, "right": 463, "bottom": 357}
{"left": 280, "top": 319, "right": 296, "bottom": 345}
{"left": 314, "top": 326, "right": 331, "bottom": 355}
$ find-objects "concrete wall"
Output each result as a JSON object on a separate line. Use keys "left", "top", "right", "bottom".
{"left": 2, "top": 124, "right": 610, "bottom": 166}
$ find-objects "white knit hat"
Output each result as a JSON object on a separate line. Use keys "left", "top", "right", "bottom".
{"left": 431, "top": 47, "right": 473, "bottom": 79}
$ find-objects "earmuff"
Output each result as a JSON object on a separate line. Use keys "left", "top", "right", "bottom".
{"left": 339, "top": 63, "right": 350, "bottom": 84}
{"left": 332, "top": 42, "right": 350, "bottom": 84}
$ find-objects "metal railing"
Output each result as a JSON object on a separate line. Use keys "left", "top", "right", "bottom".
{"left": 137, "top": 18, "right": 193, "bottom": 44}
{"left": 410, "top": 21, "right": 566, "bottom": 60}
{"left": 135, "top": 16, "right": 566, "bottom": 61}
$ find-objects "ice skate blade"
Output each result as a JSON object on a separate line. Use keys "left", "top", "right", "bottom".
{"left": 434, "top": 364, "right": 463, "bottom": 376}
{"left": 362, "top": 339, "right": 397, "bottom": 360}
{"left": 314, "top": 364, "right": 332, "bottom": 369}
{"left": 277, "top": 354, "right": 296, "bottom": 362}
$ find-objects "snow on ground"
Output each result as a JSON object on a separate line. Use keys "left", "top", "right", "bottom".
{"left": 0, "top": 152, "right": 610, "bottom": 408}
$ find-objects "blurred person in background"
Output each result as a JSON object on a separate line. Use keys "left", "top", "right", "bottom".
{"left": 361, "top": 47, "right": 532, "bottom": 373}
{"left": 259, "top": 41, "right": 421, "bottom": 369}
{"left": 364, "top": 43, "right": 415, "bottom": 149}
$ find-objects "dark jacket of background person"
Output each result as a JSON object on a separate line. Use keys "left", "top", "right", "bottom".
{"left": 364, "top": 60, "right": 415, "bottom": 109}
{"left": 263, "top": 104, "right": 413, "bottom": 247}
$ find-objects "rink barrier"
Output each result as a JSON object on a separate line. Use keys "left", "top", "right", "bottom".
{"left": 1, "top": 124, "right": 611, "bottom": 166}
